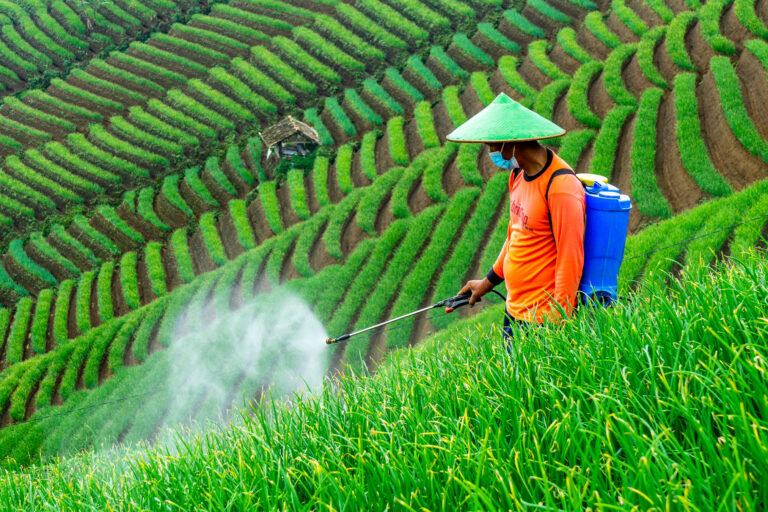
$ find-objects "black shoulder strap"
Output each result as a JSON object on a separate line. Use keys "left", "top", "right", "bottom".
{"left": 546, "top": 168, "right": 579, "bottom": 238}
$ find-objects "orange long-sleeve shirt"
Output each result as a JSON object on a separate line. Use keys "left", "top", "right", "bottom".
{"left": 487, "top": 149, "right": 585, "bottom": 323}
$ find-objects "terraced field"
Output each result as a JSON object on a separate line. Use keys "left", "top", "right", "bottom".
{"left": 0, "top": 0, "right": 766, "bottom": 466}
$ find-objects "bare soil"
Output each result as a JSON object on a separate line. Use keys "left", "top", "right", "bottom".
{"left": 117, "top": 203, "right": 164, "bottom": 242}
{"left": 25, "top": 241, "right": 75, "bottom": 283}
{"left": 359, "top": 87, "right": 391, "bottom": 121}
{"left": 404, "top": 118, "right": 425, "bottom": 161}
{"left": 326, "top": 160, "right": 344, "bottom": 204}
{"left": 489, "top": 67, "right": 522, "bottom": 102}
{"left": 698, "top": 70, "right": 768, "bottom": 190}
{"left": 574, "top": 139, "right": 596, "bottom": 174}
{"left": 577, "top": 24, "right": 612, "bottom": 60}
{"left": 627, "top": 0, "right": 662, "bottom": 26}
{"left": 445, "top": 44, "right": 487, "bottom": 74}
{"left": 319, "top": 107, "right": 348, "bottom": 146}
{"left": 304, "top": 220, "right": 331, "bottom": 273}
{"left": 552, "top": 89, "right": 583, "bottom": 132}
{"left": 655, "top": 37, "right": 680, "bottom": 85}
{"left": 179, "top": 179, "right": 211, "bottom": 217}
{"left": 721, "top": 3, "right": 751, "bottom": 49}
{"left": 471, "top": 31, "right": 510, "bottom": 64}
{"left": 424, "top": 55, "right": 459, "bottom": 89}
{"left": 588, "top": 72, "right": 613, "bottom": 120}
{"left": 2, "top": 253, "right": 45, "bottom": 296}
{"left": 155, "top": 190, "right": 189, "bottom": 230}
{"left": 432, "top": 100, "right": 455, "bottom": 141}
{"left": 218, "top": 209, "right": 245, "bottom": 260}
{"left": 350, "top": 147, "right": 372, "bottom": 188}
{"left": 339, "top": 212, "right": 369, "bottom": 258}
{"left": 685, "top": 20, "right": 715, "bottom": 74}
{"left": 623, "top": 53, "right": 654, "bottom": 100}
{"left": 341, "top": 95, "right": 374, "bottom": 136}
{"left": 136, "top": 253, "right": 156, "bottom": 307}
{"left": 497, "top": 18, "right": 536, "bottom": 49}
{"left": 442, "top": 152, "right": 465, "bottom": 198}
{"left": 279, "top": 239, "right": 300, "bottom": 283}
{"left": 666, "top": 0, "right": 691, "bottom": 13}
{"left": 220, "top": 158, "right": 250, "bottom": 196}
{"left": 407, "top": 177, "right": 434, "bottom": 217}
{"left": 402, "top": 66, "right": 439, "bottom": 101}
{"left": 90, "top": 212, "right": 136, "bottom": 252}
{"left": 610, "top": 113, "right": 644, "bottom": 233}
{"left": 246, "top": 199, "right": 272, "bottom": 244}
{"left": 304, "top": 172, "right": 320, "bottom": 216}
{"left": 736, "top": 50, "right": 768, "bottom": 142}
{"left": 162, "top": 244, "right": 183, "bottom": 291}
{"left": 374, "top": 194, "right": 396, "bottom": 236}
{"left": 759, "top": 0, "right": 768, "bottom": 25}
{"left": 275, "top": 182, "right": 301, "bottom": 229}
{"left": 380, "top": 75, "right": 417, "bottom": 115}
{"left": 112, "top": 259, "right": 130, "bottom": 318}
{"left": 459, "top": 81, "right": 486, "bottom": 119}
{"left": 375, "top": 129, "right": 395, "bottom": 176}
{"left": 188, "top": 228, "right": 216, "bottom": 276}
{"left": 549, "top": 44, "right": 582, "bottom": 76}
{"left": 22, "top": 379, "right": 41, "bottom": 422}
{"left": 656, "top": 93, "right": 703, "bottom": 212}
{"left": 521, "top": 5, "right": 562, "bottom": 37}
{"left": 605, "top": 12, "right": 640, "bottom": 43}
{"left": 518, "top": 57, "right": 551, "bottom": 91}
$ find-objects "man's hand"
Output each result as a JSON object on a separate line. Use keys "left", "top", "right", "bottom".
{"left": 459, "top": 278, "right": 495, "bottom": 307}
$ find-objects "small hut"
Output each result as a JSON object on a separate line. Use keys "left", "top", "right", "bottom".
{"left": 260, "top": 116, "right": 320, "bottom": 162}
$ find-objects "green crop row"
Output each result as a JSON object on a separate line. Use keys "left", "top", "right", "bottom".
{"left": 325, "top": 97, "right": 356, "bottom": 137}
{"left": 673, "top": 73, "right": 733, "bottom": 197}
{"left": 357, "top": 0, "right": 428, "bottom": 41}
{"left": 470, "top": 72, "right": 495, "bottom": 106}
{"left": 335, "top": 144, "right": 354, "bottom": 194}
{"left": 384, "top": 117, "right": 407, "bottom": 167}
{"left": 110, "top": 116, "right": 183, "bottom": 160}
{"left": 75, "top": 270, "right": 95, "bottom": 335}
{"left": 534, "top": 78, "right": 571, "bottom": 122}
{"left": 228, "top": 199, "right": 256, "bottom": 252}
{"left": 504, "top": 9, "right": 545, "bottom": 38}
{"left": 29, "top": 233, "right": 78, "bottom": 277}
{"left": 304, "top": 108, "right": 334, "bottom": 147}
{"left": 167, "top": 89, "right": 235, "bottom": 135}
{"left": 6, "top": 297, "right": 32, "bottom": 364}
{"left": 137, "top": 188, "right": 170, "bottom": 233}
{"left": 452, "top": 33, "right": 494, "bottom": 67}
{"left": 274, "top": 36, "right": 342, "bottom": 84}
{"left": 27, "top": 149, "right": 104, "bottom": 195}
{"left": 529, "top": 40, "right": 569, "bottom": 81}
{"left": 205, "top": 157, "right": 237, "bottom": 196}
{"left": 443, "top": 86, "right": 467, "bottom": 128}
{"left": 735, "top": 0, "right": 768, "bottom": 39}
{"left": 120, "top": 252, "right": 140, "bottom": 311}
{"left": 556, "top": 27, "right": 592, "bottom": 64}
{"left": 145, "top": 242, "right": 167, "bottom": 297}
{"left": 612, "top": 0, "right": 648, "bottom": 36}
{"left": 415, "top": 101, "right": 439, "bottom": 149}
{"left": 199, "top": 213, "right": 227, "bottom": 267}
{"left": 289, "top": 209, "right": 326, "bottom": 278}
{"left": 567, "top": 61, "right": 603, "bottom": 129}
{"left": 90, "top": 58, "right": 164, "bottom": 94}
{"left": 455, "top": 144, "right": 485, "bottom": 187}
{"left": 146, "top": 99, "right": 217, "bottom": 143}
{"left": 315, "top": 13, "right": 385, "bottom": 61}
{"left": 71, "top": 68, "right": 146, "bottom": 103}
{"left": 422, "top": 144, "right": 457, "bottom": 203}
{"left": 8, "top": 354, "right": 46, "bottom": 422}
{"left": 406, "top": 55, "right": 442, "bottom": 91}
{"left": 584, "top": 12, "right": 622, "bottom": 49}
{"left": 9, "top": 238, "right": 57, "bottom": 287}
{"left": 637, "top": 26, "right": 668, "bottom": 88}
{"left": 699, "top": 0, "right": 736, "bottom": 55}
{"left": 345, "top": 89, "right": 383, "bottom": 126}
{"left": 337, "top": 3, "right": 406, "bottom": 50}
{"left": 311, "top": 156, "right": 331, "bottom": 208}
{"left": 250, "top": 46, "right": 316, "bottom": 95}
{"left": 499, "top": 56, "right": 537, "bottom": 100}
{"left": 128, "top": 107, "right": 200, "bottom": 150}
{"left": 528, "top": 0, "right": 571, "bottom": 24}
{"left": 169, "top": 228, "right": 194, "bottom": 284}
{"left": 357, "top": 168, "right": 404, "bottom": 235}
{"left": 477, "top": 22, "right": 520, "bottom": 53}
{"left": 385, "top": 0, "right": 450, "bottom": 32}
{"left": 30, "top": 288, "right": 53, "bottom": 354}
{"left": 559, "top": 129, "right": 596, "bottom": 168}
{"left": 391, "top": 150, "right": 435, "bottom": 218}
{"left": 603, "top": 44, "right": 639, "bottom": 107}
{"left": 258, "top": 181, "right": 283, "bottom": 235}
{"left": 386, "top": 187, "right": 478, "bottom": 349}
{"left": 188, "top": 78, "right": 258, "bottom": 124}
{"left": 363, "top": 79, "right": 404, "bottom": 116}
{"left": 385, "top": 68, "right": 424, "bottom": 102}
{"left": 184, "top": 167, "right": 218, "bottom": 207}
{"left": 323, "top": 189, "right": 364, "bottom": 260}
{"left": 74, "top": 214, "right": 120, "bottom": 256}
{"left": 97, "top": 261, "right": 114, "bottom": 323}
{"left": 667, "top": 11, "right": 697, "bottom": 72}
{"left": 208, "top": 68, "right": 275, "bottom": 116}
{"left": 711, "top": 56, "right": 768, "bottom": 164}
{"left": 631, "top": 88, "right": 671, "bottom": 218}
{"left": 3, "top": 97, "right": 75, "bottom": 131}
{"left": 97, "top": 205, "right": 144, "bottom": 244}
{"left": 430, "top": 46, "right": 469, "bottom": 80}
{"left": 590, "top": 105, "right": 636, "bottom": 180}
{"left": 360, "top": 131, "right": 379, "bottom": 181}
{"left": 287, "top": 170, "right": 310, "bottom": 221}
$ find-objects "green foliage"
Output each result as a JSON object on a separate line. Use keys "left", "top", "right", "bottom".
{"left": 452, "top": 33, "right": 494, "bottom": 67}
{"left": 528, "top": 0, "right": 571, "bottom": 23}
{"left": 384, "top": 68, "right": 424, "bottom": 102}
{"left": 387, "top": 116, "right": 409, "bottom": 166}
{"left": 504, "top": 9, "right": 545, "bottom": 37}
{"left": 184, "top": 167, "right": 218, "bottom": 208}
{"left": 429, "top": 46, "right": 468, "bottom": 79}
{"left": 145, "top": 242, "right": 167, "bottom": 298}
{"left": 52, "top": 279, "right": 73, "bottom": 345}
{"left": 360, "top": 131, "right": 379, "bottom": 181}
{"left": 205, "top": 157, "right": 237, "bottom": 197}
{"left": 287, "top": 170, "right": 310, "bottom": 221}
{"left": 470, "top": 72, "right": 495, "bottom": 106}
{"left": 9, "top": 238, "right": 55, "bottom": 287}
{"left": 250, "top": 46, "right": 316, "bottom": 94}
{"left": 9, "top": 356, "right": 47, "bottom": 422}
{"left": 699, "top": 0, "right": 736, "bottom": 55}
{"left": 323, "top": 189, "right": 364, "bottom": 259}
{"left": 406, "top": 55, "right": 441, "bottom": 90}
{"left": 384, "top": 0, "right": 450, "bottom": 31}
{"left": 131, "top": 301, "right": 164, "bottom": 363}
{"left": 558, "top": 129, "right": 596, "bottom": 168}
{"left": 357, "top": 168, "right": 404, "bottom": 235}
{"left": 259, "top": 181, "right": 283, "bottom": 235}
{"left": 313, "top": 14, "right": 384, "bottom": 61}
{"left": 631, "top": 88, "right": 671, "bottom": 218}
{"left": 231, "top": 58, "right": 294, "bottom": 105}
{"left": 90, "top": 59, "right": 163, "bottom": 93}
{"left": 75, "top": 270, "right": 95, "bottom": 335}
{"left": 73, "top": 215, "right": 120, "bottom": 256}
{"left": 638, "top": 26, "right": 668, "bottom": 88}
{"left": 333, "top": 144, "right": 354, "bottom": 195}
{"left": 529, "top": 40, "right": 568, "bottom": 80}
{"left": 345, "top": 89, "right": 382, "bottom": 126}
{"left": 7, "top": 297, "right": 33, "bottom": 363}
{"left": 6, "top": 155, "right": 81, "bottom": 206}
{"left": 29, "top": 232, "right": 79, "bottom": 276}
{"left": 456, "top": 144, "right": 484, "bottom": 186}
{"left": 534, "top": 78, "right": 571, "bottom": 121}
{"left": 71, "top": 68, "right": 146, "bottom": 103}
{"left": 167, "top": 89, "right": 235, "bottom": 133}
{"left": 312, "top": 156, "right": 331, "bottom": 207}
{"left": 477, "top": 22, "right": 519, "bottom": 53}
{"left": 171, "top": 229, "right": 195, "bottom": 283}
{"left": 161, "top": 176, "right": 193, "bottom": 219}
{"left": 51, "top": 78, "right": 123, "bottom": 111}
{"left": 590, "top": 105, "right": 636, "bottom": 180}
{"left": 207, "top": 68, "right": 275, "bottom": 116}
{"left": 422, "top": 145, "right": 456, "bottom": 202}
{"left": 96, "top": 262, "right": 114, "bottom": 323}
{"left": 673, "top": 73, "right": 733, "bottom": 197}
{"left": 274, "top": 36, "right": 341, "bottom": 83}
{"left": 304, "top": 108, "right": 334, "bottom": 147}
{"left": 357, "top": 0, "right": 428, "bottom": 40}
{"left": 97, "top": 205, "right": 144, "bottom": 244}
{"left": 604, "top": 44, "right": 639, "bottom": 107}
{"left": 556, "top": 27, "right": 592, "bottom": 64}
{"left": 30, "top": 289, "right": 54, "bottom": 354}
{"left": 137, "top": 187, "right": 170, "bottom": 233}
{"left": 414, "top": 101, "right": 439, "bottom": 149}
{"left": 229, "top": 199, "right": 256, "bottom": 251}
{"left": 499, "top": 56, "right": 537, "bottom": 99}
{"left": 3, "top": 97, "right": 75, "bottom": 131}
{"left": 199, "top": 213, "right": 227, "bottom": 266}
{"left": 336, "top": 4, "right": 405, "bottom": 50}
{"left": 667, "top": 11, "right": 697, "bottom": 72}
{"left": 363, "top": 79, "right": 403, "bottom": 116}
{"left": 442, "top": 86, "right": 467, "bottom": 128}
{"left": 120, "top": 252, "right": 140, "bottom": 311}
{"left": 612, "top": 0, "right": 648, "bottom": 36}
{"left": 147, "top": 99, "right": 217, "bottom": 142}
{"left": 584, "top": 12, "right": 621, "bottom": 49}
{"left": 567, "top": 61, "right": 603, "bottom": 129}
{"left": 735, "top": 0, "right": 768, "bottom": 39}
{"left": 711, "top": 56, "right": 768, "bottom": 164}
{"left": 325, "top": 97, "right": 356, "bottom": 137}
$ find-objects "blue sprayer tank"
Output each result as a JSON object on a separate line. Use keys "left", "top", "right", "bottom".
{"left": 576, "top": 174, "right": 632, "bottom": 305}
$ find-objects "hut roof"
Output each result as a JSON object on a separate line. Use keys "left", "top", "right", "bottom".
{"left": 260, "top": 116, "right": 320, "bottom": 148}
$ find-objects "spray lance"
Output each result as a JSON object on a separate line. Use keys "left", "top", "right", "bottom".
{"left": 325, "top": 289, "right": 506, "bottom": 344}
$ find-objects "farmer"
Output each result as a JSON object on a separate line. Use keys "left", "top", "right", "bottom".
{"left": 449, "top": 93, "right": 586, "bottom": 344}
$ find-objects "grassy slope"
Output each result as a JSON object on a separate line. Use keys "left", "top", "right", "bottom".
{"left": 0, "top": 250, "right": 766, "bottom": 510}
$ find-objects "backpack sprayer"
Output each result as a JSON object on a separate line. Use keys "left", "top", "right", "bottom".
{"left": 325, "top": 289, "right": 506, "bottom": 344}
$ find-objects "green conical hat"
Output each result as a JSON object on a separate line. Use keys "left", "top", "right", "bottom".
{"left": 446, "top": 93, "right": 566, "bottom": 143}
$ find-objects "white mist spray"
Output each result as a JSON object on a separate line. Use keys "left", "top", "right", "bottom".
{"left": 156, "top": 289, "right": 328, "bottom": 440}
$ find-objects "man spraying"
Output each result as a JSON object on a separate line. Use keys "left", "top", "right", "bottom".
{"left": 449, "top": 93, "right": 585, "bottom": 341}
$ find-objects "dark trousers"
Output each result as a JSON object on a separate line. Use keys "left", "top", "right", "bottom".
{"left": 503, "top": 312, "right": 527, "bottom": 356}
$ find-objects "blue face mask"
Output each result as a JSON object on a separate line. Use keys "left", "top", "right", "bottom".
{"left": 489, "top": 145, "right": 519, "bottom": 170}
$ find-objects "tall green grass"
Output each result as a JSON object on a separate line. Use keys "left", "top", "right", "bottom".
{"left": 0, "top": 250, "right": 766, "bottom": 510}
